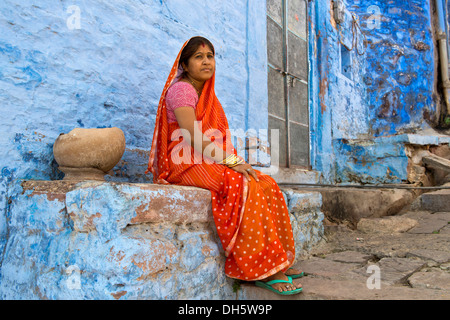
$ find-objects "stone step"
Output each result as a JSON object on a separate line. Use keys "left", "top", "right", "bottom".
{"left": 279, "top": 187, "right": 324, "bottom": 260}
{"left": 0, "top": 180, "right": 324, "bottom": 300}
{"left": 417, "top": 186, "right": 450, "bottom": 212}
{"left": 422, "top": 153, "right": 450, "bottom": 173}
{"left": 266, "top": 167, "right": 320, "bottom": 185}
{"left": 279, "top": 185, "right": 416, "bottom": 228}
{"left": 21, "top": 180, "right": 323, "bottom": 242}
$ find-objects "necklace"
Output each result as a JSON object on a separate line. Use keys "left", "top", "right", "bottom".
{"left": 187, "top": 77, "right": 202, "bottom": 97}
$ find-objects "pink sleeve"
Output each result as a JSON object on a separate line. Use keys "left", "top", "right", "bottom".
{"left": 166, "top": 81, "right": 199, "bottom": 112}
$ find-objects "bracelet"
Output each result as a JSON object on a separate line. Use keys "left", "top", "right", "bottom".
{"left": 227, "top": 159, "right": 244, "bottom": 168}
{"left": 220, "top": 154, "right": 244, "bottom": 167}
{"left": 221, "top": 154, "right": 235, "bottom": 164}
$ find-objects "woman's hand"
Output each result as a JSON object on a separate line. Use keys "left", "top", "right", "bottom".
{"left": 229, "top": 163, "right": 259, "bottom": 182}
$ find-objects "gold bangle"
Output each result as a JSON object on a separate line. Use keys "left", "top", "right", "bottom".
{"left": 220, "top": 154, "right": 235, "bottom": 165}
{"left": 221, "top": 154, "right": 237, "bottom": 165}
{"left": 226, "top": 157, "right": 244, "bottom": 168}
{"left": 219, "top": 154, "right": 244, "bottom": 167}
{"left": 227, "top": 162, "right": 243, "bottom": 168}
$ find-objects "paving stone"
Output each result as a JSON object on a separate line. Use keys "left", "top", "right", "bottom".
{"left": 440, "top": 262, "right": 450, "bottom": 271}
{"left": 294, "top": 257, "right": 358, "bottom": 278}
{"left": 440, "top": 225, "right": 450, "bottom": 234}
{"left": 297, "top": 276, "right": 450, "bottom": 300}
{"left": 352, "top": 257, "right": 426, "bottom": 286}
{"left": 406, "top": 249, "right": 450, "bottom": 265}
{"left": 408, "top": 212, "right": 450, "bottom": 234}
{"left": 324, "top": 250, "right": 373, "bottom": 265}
{"left": 238, "top": 276, "right": 450, "bottom": 300}
{"left": 408, "top": 269, "right": 450, "bottom": 291}
{"left": 400, "top": 210, "right": 433, "bottom": 220}
{"left": 357, "top": 216, "right": 418, "bottom": 234}
{"left": 239, "top": 210, "right": 450, "bottom": 300}
{"left": 376, "top": 258, "right": 426, "bottom": 285}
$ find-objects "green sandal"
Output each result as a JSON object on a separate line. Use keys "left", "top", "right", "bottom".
{"left": 255, "top": 276, "right": 303, "bottom": 295}
{"left": 287, "top": 268, "right": 304, "bottom": 279}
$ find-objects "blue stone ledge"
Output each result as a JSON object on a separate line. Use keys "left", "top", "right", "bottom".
{"left": 0, "top": 180, "right": 323, "bottom": 300}
{"left": 333, "top": 131, "right": 450, "bottom": 184}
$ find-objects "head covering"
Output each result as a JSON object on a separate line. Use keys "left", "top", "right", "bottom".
{"left": 146, "top": 38, "right": 236, "bottom": 183}
{"left": 146, "top": 39, "right": 296, "bottom": 283}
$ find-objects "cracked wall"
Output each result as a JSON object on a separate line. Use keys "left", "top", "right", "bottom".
{"left": 310, "top": 0, "right": 442, "bottom": 183}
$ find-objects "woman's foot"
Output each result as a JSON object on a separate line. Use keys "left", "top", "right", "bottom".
{"left": 285, "top": 267, "right": 304, "bottom": 278}
{"left": 260, "top": 271, "right": 302, "bottom": 293}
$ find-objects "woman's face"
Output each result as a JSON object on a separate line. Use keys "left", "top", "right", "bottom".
{"left": 182, "top": 45, "right": 215, "bottom": 83}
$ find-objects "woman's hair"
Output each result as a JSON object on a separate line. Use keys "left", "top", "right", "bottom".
{"left": 180, "top": 36, "right": 215, "bottom": 69}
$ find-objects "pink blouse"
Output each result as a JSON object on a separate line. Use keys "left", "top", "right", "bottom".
{"left": 165, "top": 81, "right": 198, "bottom": 123}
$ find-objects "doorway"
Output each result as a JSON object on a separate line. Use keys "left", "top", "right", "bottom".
{"left": 267, "top": 0, "right": 310, "bottom": 168}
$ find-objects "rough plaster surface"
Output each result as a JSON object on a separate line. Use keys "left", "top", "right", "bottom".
{"left": 0, "top": 181, "right": 323, "bottom": 299}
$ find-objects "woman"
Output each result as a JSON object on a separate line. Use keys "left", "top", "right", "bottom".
{"left": 146, "top": 36, "right": 303, "bottom": 295}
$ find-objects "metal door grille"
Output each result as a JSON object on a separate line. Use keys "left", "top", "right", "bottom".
{"left": 267, "top": 0, "right": 309, "bottom": 168}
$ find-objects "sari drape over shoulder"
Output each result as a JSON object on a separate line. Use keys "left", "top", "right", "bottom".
{"left": 146, "top": 39, "right": 295, "bottom": 280}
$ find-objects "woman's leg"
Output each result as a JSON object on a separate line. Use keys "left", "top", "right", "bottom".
{"left": 168, "top": 163, "right": 301, "bottom": 292}
{"left": 252, "top": 171, "right": 302, "bottom": 291}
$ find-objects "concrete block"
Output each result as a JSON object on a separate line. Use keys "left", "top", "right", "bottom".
{"left": 419, "top": 189, "right": 450, "bottom": 212}
{"left": 1, "top": 180, "right": 325, "bottom": 299}
{"left": 283, "top": 189, "right": 323, "bottom": 214}
{"left": 308, "top": 187, "right": 415, "bottom": 227}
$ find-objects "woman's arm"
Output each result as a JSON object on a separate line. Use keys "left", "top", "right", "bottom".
{"left": 174, "top": 106, "right": 259, "bottom": 181}
{"left": 174, "top": 106, "right": 229, "bottom": 161}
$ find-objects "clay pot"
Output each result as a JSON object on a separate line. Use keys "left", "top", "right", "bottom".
{"left": 53, "top": 127, "right": 126, "bottom": 181}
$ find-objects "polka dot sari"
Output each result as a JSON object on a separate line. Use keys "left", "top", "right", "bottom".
{"left": 146, "top": 39, "right": 295, "bottom": 281}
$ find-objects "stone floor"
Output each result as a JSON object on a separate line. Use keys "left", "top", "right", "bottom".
{"left": 238, "top": 210, "right": 450, "bottom": 300}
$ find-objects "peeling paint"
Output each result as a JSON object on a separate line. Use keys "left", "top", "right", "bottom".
{"left": 111, "top": 291, "right": 127, "bottom": 300}
{"left": 319, "top": 77, "right": 329, "bottom": 113}
{"left": 310, "top": 0, "right": 440, "bottom": 184}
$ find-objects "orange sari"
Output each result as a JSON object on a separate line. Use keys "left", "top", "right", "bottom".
{"left": 146, "top": 39, "right": 295, "bottom": 280}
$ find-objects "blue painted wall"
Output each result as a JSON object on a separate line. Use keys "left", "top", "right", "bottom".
{"left": 0, "top": 0, "right": 267, "bottom": 181}
{"left": 351, "top": 0, "right": 437, "bottom": 136}
{"left": 0, "top": 0, "right": 447, "bottom": 298}
{"left": 309, "top": 0, "right": 441, "bottom": 183}
{"left": 0, "top": 0, "right": 446, "bottom": 266}
{"left": 0, "top": 0, "right": 268, "bottom": 263}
